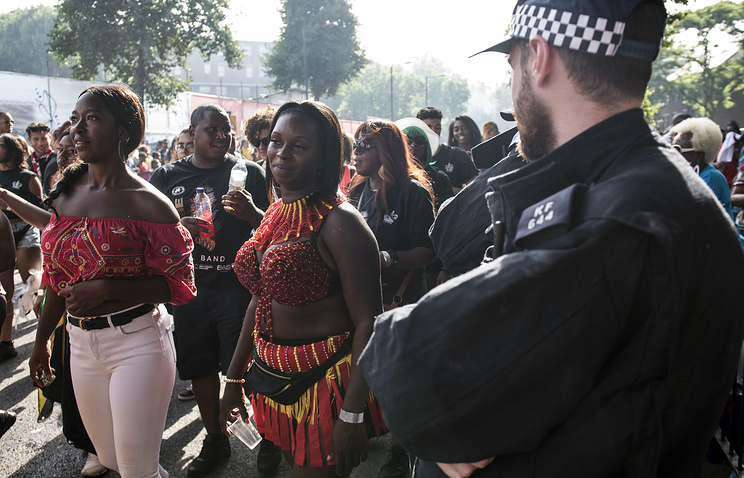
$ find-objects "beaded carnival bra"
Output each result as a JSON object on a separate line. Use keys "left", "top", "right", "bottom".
{"left": 233, "top": 192, "right": 344, "bottom": 337}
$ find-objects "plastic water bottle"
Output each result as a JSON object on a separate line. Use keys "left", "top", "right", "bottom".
{"left": 193, "top": 187, "right": 214, "bottom": 239}
{"left": 228, "top": 161, "right": 248, "bottom": 192}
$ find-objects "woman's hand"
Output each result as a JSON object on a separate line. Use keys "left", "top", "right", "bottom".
{"left": 29, "top": 340, "right": 54, "bottom": 388}
{"left": 328, "top": 420, "right": 368, "bottom": 475}
{"left": 219, "top": 383, "right": 249, "bottom": 436}
{"left": 379, "top": 251, "right": 389, "bottom": 270}
{"left": 58, "top": 280, "right": 110, "bottom": 316}
{"left": 437, "top": 269, "right": 452, "bottom": 286}
{"left": 180, "top": 216, "right": 212, "bottom": 239}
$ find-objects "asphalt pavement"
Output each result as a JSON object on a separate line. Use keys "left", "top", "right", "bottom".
{"left": 0, "top": 276, "right": 391, "bottom": 478}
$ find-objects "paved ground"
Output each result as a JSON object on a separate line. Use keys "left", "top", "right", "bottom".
{"left": 0, "top": 276, "right": 391, "bottom": 478}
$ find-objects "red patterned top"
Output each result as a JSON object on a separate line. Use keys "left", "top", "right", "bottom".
{"left": 41, "top": 214, "right": 196, "bottom": 305}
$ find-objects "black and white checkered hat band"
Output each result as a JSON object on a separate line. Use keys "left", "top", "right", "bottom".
{"left": 510, "top": 5, "right": 625, "bottom": 56}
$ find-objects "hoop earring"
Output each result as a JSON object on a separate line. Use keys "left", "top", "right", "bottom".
{"left": 118, "top": 137, "right": 129, "bottom": 162}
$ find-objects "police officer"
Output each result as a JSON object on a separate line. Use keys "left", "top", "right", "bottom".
{"left": 358, "top": 1, "right": 744, "bottom": 477}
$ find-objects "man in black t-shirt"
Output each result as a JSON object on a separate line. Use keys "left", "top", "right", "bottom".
{"left": 150, "top": 104, "right": 269, "bottom": 478}
{"left": 416, "top": 107, "right": 478, "bottom": 193}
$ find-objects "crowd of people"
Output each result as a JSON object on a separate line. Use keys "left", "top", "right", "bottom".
{"left": 1, "top": 0, "right": 744, "bottom": 478}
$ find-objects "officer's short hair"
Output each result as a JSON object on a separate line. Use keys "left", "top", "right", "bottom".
{"left": 516, "top": 1, "right": 665, "bottom": 105}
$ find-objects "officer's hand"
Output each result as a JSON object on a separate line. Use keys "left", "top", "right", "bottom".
{"left": 437, "top": 458, "right": 494, "bottom": 478}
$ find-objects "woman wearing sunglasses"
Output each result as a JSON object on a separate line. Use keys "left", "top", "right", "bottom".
{"left": 348, "top": 120, "right": 436, "bottom": 307}
{"left": 396, "top": 118, "right": 454, "bottom": 289}
{"left": 396, "top": 117, "right": 453, "bottom": 211}
{"left": 220, "top": 101, "right": 386, "bottom": 478}
{"left": 243, "top": 106, "right": 275, "bottom": 165}
{"left": 347, "top": 120, "right": 436, "bottom": 476}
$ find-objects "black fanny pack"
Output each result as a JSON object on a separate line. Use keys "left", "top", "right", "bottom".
{"left": 245, "top": 334, "right": 353, "bottom": 406}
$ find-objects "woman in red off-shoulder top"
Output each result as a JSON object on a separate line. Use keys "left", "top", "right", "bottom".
{"left": 28, "top": 85, "right": 195, "bottom": 478}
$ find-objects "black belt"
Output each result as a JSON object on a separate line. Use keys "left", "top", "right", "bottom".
{"left": 68, "top": 304, "right": 155, "bottom": 331}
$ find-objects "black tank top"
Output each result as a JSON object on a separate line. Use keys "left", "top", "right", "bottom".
{"left": 0, "top": 168, "right": 42, "bottom": 221}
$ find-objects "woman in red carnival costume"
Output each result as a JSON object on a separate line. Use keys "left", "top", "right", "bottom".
{"left": 220, "top": 100, "right": 386, "bottom": 477}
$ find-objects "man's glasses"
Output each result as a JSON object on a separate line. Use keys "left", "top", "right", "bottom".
{"left": 176, "top": 142, "right": 195, "bottom": 152}
{"left": 353, "top": 140, "right": 376, "bottom": 155}
{"left": 251, "top": 137, "right": 270, "bottom": 148}
{"left": 406, "top": 136, "right": 427, "bottom": 147}
{"left": 673, "top": 144, "right": 696, "bottom": 154}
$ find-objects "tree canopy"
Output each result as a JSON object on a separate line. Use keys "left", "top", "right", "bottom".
{"left": 264, "top": 0, "right": 366, "bottom": 101}
{"left": 331, "top": 60, "right": 470, "bottom": 122}
{"left": 0, "top": 6, "right": 69, "bottom": 77}
{"left": 49, "top": 0, "right": 243, "bottom": 107}
{"left": 649, "top": 1, "right": 744, "bottom": 118}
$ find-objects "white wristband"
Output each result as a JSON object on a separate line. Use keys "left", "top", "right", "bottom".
{"left": 381, "top": 251, "right": 391, "bottom": 268}
{"left": 339, "top": 409, "right": 364, "bottom": 424}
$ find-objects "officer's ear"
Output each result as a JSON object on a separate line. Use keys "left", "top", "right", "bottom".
{"left": 528, "top": 35, "right": 554, "bottom": 88}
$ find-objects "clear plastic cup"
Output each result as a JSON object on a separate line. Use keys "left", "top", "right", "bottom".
{"left": 227, "top": 408, "right": 262, "bottom": 449}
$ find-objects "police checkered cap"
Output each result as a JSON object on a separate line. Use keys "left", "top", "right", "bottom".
{"left": 472, "top": 0, "right": 664, "bottom": 61}
{"left": 512, "top": 5, "right": 625, "bottom": 56}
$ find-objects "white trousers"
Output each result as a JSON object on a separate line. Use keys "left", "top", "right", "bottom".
{"left": 67, "top": 305, "right": 175, "bottom": 478}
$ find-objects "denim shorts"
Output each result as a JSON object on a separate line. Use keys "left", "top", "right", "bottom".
{"left": 11, "top": 221, "right": 41, "bottom": 248}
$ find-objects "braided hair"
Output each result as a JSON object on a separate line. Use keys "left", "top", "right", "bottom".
{"left": 44, "top": 85, "right": 145, "bottom": 209}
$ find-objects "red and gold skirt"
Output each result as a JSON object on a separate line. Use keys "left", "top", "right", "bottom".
{"left": 251, "top": 331, "right": 387, "bottom": 467}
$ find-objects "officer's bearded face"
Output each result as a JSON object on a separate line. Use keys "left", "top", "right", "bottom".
{"left": 511, "top": 45, "right": 556, "bottom": 162}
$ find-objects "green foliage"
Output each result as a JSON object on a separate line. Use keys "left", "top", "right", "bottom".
{"left": 335, "top": 60, "right": 470, "bottom": 122}
{"left": 50, "top": 0, "right": 242, "bottom": 107}
{"left": 649, "top": 1, "right": 744, "bottom": 118}
{"left": 0, "top": 6, "right": 69, "bottom": 77}
{"left": 642, "top": 88, "right": 662, "bottom": 126}
{"left": 264, "top": 0, "right": 366, "bottom": 101}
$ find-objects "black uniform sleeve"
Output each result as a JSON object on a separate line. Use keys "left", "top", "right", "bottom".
{"left": 359, "top": 222, "right": 653, "bottom": 463}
